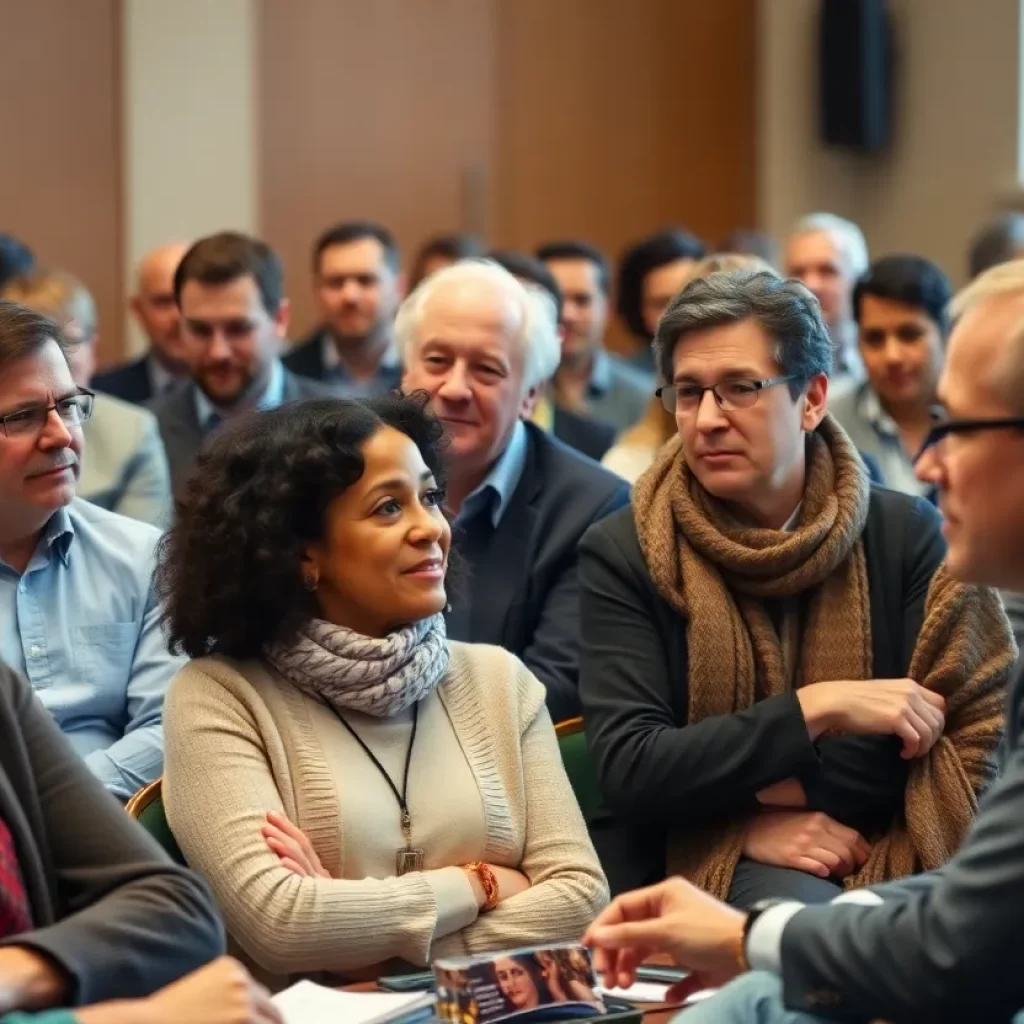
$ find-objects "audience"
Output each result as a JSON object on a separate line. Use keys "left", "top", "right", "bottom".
{"left": 409, "top": 233, "right": 482, "bottom": 290}
{"left": 718, "top": 229, "right": 779, "bottom": 267}
{"left": 0, "top": 234, "right": 34, "bottom": 291}
{"left": 784, "top": 213, "right": 869, "bottom": 393}
{"left": 579, "top": 269, "right": 1013, "bottom": 904}
{"left": 829, "top": 255, "right": 951, "bottom": 498}
{"left": 0, "top": 657, "right": 222, "bottom": 1021}
{"left": 92, "top": 242, "right": 191, "bottom": 404}
{"left": 158, "top": 394, "right": 608, "bottom": 984}
{"left": 585, "top": 258, "right": 1024, "bottom": 1024}
{"left": 602, "top": 253, "right": 774, "bottom": 483}
{"left": 967, "top": 211, "right": 1024, "bottom": 279}
{"left": 398, "top": 260, "right": 630, "bottom": 721}
{"left": 151, "top": 231, "right": 327, "bottom": 498}
{"left": 536, "top": 240, "right": 650, "bottom": 432}
{"left": 283, "top": 220, "right": 404, "bottom": 395}
{"left": 2, "top": 270, "right": 172, "bottom": 527}
{"left": 615, "top": 228, "right": 706, "bottom": 373}
{"left": 0, "top": 302, "right": 180, "bottom": 800}
{"left": 488, "top": 249, "right": 616, "bottom": 461}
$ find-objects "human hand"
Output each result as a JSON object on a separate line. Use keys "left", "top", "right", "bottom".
{"left": 0, "top": 947, "right": 70, "bottom": 1014}
{"left": 583, "top": 877, "right": 746, "bottom": 998}
{"left": 743, "top": 810, "right": 870, "bottom": 879}
{"left": 756, "top": 777, "right": 807, "bottom": 807}
{"left": 262, "top": 811, "right": 330, "bottom": 879}
{"left": 797, "top": 678, "right": 946, "bottom": 758}
{"left": 121, "top": 957, "right": 283, "bottom": 1024}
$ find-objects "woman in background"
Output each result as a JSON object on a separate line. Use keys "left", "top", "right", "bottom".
{"left": 158, "top": 394, "right": 607, "bottom": 986}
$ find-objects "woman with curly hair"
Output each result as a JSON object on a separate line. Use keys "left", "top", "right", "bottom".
{"left": 156, "top": 393, "right": 607, "bottom": 986}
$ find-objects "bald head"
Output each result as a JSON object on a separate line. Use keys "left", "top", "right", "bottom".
{"left": 131, "top": 242, "right": 190, "bottom": 370}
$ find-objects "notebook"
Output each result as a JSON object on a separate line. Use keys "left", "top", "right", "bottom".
{"left": 272, "top": 980, "right": 435, "bottom": 1024}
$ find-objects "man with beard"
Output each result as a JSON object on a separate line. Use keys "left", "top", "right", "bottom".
{"left": 152, "top": 232, "right": 329, "bottom": 498}
{"left": 283, "top": 220, "right": 405, "bottom": 396}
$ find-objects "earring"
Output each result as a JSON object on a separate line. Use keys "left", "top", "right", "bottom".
{"left": 303, "top": 573, "right": 319, "bottom": 592}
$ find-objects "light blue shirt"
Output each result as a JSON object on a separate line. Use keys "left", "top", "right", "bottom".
{"left": 320, "top": 333, "right": 403, "bottom": 398}
{"left": 454, "top": 419, "right": 528, "bottom": 530}
{"left": 193, "top": 358, "right": 286, "bottom": 433}
{"left": 0, "top": 500, "right": 185, "bottom": 801}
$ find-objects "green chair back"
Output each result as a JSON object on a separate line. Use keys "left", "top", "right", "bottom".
{"left": 555, "top": 718, "right": 602, "bottom": 822}
{"left": 126, "top": 779, "right": 187, "bottom": 866}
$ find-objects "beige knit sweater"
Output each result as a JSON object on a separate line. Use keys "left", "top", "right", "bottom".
{"left": 162, "top": 641, "right": 608, "bottom": 980}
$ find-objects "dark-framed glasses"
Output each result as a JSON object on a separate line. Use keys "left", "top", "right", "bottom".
{"left": 657, "top": 375, "right": 797, "bottom": 414}
{"left": 0, "top": 389, "right": 95, "bottom": 438}
{"left": 914, "top": 410, "right": 1024, "bottom": 462}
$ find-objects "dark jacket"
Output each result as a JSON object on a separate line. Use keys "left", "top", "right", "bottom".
{"left": 0, "top": 661, "right": 223, "bottom": 1006}
{"left": 282, "top": 327, "right": 403, "bottom": 394}
{"left": 92, "top": 356, "right": 154, "bottom": 406}
{"left": 552, "top": 406, "right": 617, "bottom": 462}
{"left": 777, "top": 656, "right": 1024, "bottom": 1022}
{"left": 578, "top": 488, "right": 946, "bottom": 896}
{"left": 150, "top": 370, "right": 331, "bottom": 499}
{"left": 447, "top": 422, "right": 630, "bottom": 723}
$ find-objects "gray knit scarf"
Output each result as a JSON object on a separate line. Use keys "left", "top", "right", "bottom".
{"left": 265, "top": 614, "right": 449, "bottom": 717}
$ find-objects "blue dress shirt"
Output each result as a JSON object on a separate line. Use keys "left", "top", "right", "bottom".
{"left": 454, "top": 419, "right": 528, "bottom": 529}
{"left": 193, "top": 358, "right": 287, "bottom": 433}
{"left": 0, "top": 500, "right": 185, "bottom": 800}
{"left": 320, "top": 333, "right": 403, "bottom": 398}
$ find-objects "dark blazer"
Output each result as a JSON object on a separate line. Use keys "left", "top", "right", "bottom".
{"left": 776, "top": 656, "right": 1024, "bottom": 1022}
{"left": 150, "top": 370, "right": 331, "bottom": 499}
{"left": 578, "top": 488, "right": 946, "bottom": 896}
{"left": 552, "top": 406, "right": 617, "bottom": 462}
{"left": 281, "top": 327, "right": 330, "bottom": 380}
{"left": 0, "top": 661, "right": 223, "bottom": 1005}
{"left": 92, "top": 356, "right": 155, "bottom": 405}
{"left": 447, "top": 422, "right": 630, "bottom": 724}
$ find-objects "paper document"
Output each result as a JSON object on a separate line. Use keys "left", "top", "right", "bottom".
{"left": 272, "top": 980, "right": 434, "bottom": 1024}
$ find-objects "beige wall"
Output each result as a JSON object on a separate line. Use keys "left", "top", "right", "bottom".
{"left": 759, "top": 0, "right": 1021, "bottom": 284}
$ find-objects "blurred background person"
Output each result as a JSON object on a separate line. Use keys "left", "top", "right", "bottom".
{"left": 283, "top": 220, "right": 404, "bottom": 396}
{"left": 784, "top": 213, "right": 869, "bottom": 394}
{"left": 968, "top": 212, "right": 1024, "bottom": 280}
{"left": 92, "top": 242, "right": 191, "bottom": 404}
{"left": 717, "top": 229, "right": 778, "bottom": 267}
{"left": 2, "top": 269, "right": 172, "bottom": 526}
{"left": 409, "top": 232, "right": 482, "bottom": 290}
{"left": 0, "top": 233, "right": 34, "bottom": 291}
{"left": 615, "top": 228, "right": 706, "bottom": 374}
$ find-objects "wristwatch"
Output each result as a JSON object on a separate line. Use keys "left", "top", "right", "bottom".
{"left": 737, "top": 899, "right": 789, "bottom": 971}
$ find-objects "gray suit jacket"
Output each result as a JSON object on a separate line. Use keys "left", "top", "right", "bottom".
{"left": 0, "top": 660, "right": 223, "bottom": 1004}
{"left": 150, "top": 370, "right": 331, "bottom": 500}
{"left": 780, "top": 656, "right": 1024, "bottom": 1022}
{"left": 79, "top": 392, "right": 172, "bottom": 528}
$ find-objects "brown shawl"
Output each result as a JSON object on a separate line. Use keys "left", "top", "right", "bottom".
{"left": 633, "top": 414, "right": 1014, "bottom": 899}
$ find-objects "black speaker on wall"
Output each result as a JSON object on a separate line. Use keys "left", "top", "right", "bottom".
{"left": 819, "top": 0, "right": 893, "bottom": 152}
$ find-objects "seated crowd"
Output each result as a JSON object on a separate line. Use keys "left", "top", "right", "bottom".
{"left": 0, "top": 206, "right": 1022, "bottom": 1023}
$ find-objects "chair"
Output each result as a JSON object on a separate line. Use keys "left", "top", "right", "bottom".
{"left": 555, "top": 717, "right": 602, "bottom": 822}
{"left": 125, "top": 778, "right": 186, "bottom": 866}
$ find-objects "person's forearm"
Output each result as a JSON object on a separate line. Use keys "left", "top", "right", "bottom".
{"left": 0, "top": 948, "right": 71, "bottom": 1015}
{"left": 84, "top": 727, "right": 164, "bottom": 803}
{"left": 795, "top": 684, "right": 838, "bottom": 741}
{"left": 74, "top": 1000, "right": 150, "bottom": 1024}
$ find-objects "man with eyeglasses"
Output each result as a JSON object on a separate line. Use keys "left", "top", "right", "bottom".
{"left": 578, "top": 269, "right": 1013, "bottom": 910}
{"left": 582, "top": 261, "right": 1024, "bottom": 1024}
{"left": 0, "top": 301, "right": 185, "bottom": 801}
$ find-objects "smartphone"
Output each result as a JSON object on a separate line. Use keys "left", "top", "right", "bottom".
{"left": 633, "top": 965, "right": 688, "bottom": 985}
{"left": 378, "top": 970, "right": 437, "bottom": 992}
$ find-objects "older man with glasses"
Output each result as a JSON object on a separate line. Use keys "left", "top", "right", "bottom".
{"left": 578, "top": 269, "right": 1015, "bottom": 911}
{"left": 0, "top": 301, "right": 182, "bottom": 801}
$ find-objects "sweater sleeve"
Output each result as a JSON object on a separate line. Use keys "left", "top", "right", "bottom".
{"left": 163, "top": 664, "right": 477, "bottom": 975}
{"left": 436, "top": 671, "right": 609, "bottom": 956}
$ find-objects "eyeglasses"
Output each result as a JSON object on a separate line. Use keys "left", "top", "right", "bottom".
{"left": 657, "top": 375, "right": 797, "bottom": 414}
{"left": 914, "top": 412, "right": 1024, "bottom": 462}
{"left": 0, "top": 390, "right": 95, "bottom": 438}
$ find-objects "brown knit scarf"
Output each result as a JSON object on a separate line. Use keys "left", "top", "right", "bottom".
{"left": 633, "top": 414, "right": 1014, "bottom": 899}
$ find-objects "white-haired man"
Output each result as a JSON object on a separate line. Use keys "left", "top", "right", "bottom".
{"left": 400, "top": 260, "right": 629, "bottom": 722}
{"left": 584, "top": 260, "right": 1024, "bottom": 1024}
{"left": 784, "top": 213, "right": 869, "bottom": 392}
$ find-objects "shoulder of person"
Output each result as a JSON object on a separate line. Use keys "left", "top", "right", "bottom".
{"left": 444, "top": 641, "right": 547, "bottom": 724}
{"left": 166, "top": 654, "right": 275, "bottom": 713}
{"left": 90, "top": 390, "right": 159, "bottom": 438}
{"left": 607, "top": 354, "right": 655, "bottom": 391}
{"left": 866, "top": 484, "right": 942, "bottom": 537}
{"left": 526, "top": 423, "right": 629, "bottom": 504}
{"left": 68, "top": 497, "right": 163, "bottom": 556}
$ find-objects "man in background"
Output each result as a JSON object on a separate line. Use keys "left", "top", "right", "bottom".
{"left": 2, "top": 270, "right": 172, "bottom": 527}
{"left": 784, "top": 213, "right": 869, "bottom": 393}
{"left": 968, "top": 212, "right": 1024, "bottom": 280}
{"left": 93, "top": 242, "right": 191, "bottom": 404}
{"left": 538, "top": 240, "right": 650, "bottom": 433}
{"left": 152, "top": 231, "right": 328, "bottom": 498}
{"left": 283, "top": 220, "right": 404, "bottom": 396}
{"left": 0, "top": 232, "right": 34, "bottom": 290}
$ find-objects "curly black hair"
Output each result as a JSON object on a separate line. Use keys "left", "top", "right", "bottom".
{"left": 156, "top": 391, "right": 447, "bottom": 660}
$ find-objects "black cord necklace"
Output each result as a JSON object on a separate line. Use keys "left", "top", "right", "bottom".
{"left": 329, "top": 701, "right": 424, "bottom": 875}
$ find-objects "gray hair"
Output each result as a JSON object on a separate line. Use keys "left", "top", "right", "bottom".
{"left": 654, "top": 269, "right": 833, "bottom": 395}
{"left": 395, "top": 259, "right": 561, "bottom": 396}
{"left": 788, "top": 212, "right": 869, "bottom": 278}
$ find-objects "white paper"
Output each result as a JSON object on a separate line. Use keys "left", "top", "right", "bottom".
{"left": 272, "top": 980, "right": 433, "bottom": 1024}
{"left": 596, "top": 981, "right": 669, "bottom": 1003}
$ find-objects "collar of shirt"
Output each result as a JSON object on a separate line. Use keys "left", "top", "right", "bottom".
{"left": 146, "top": 354, "right": 179, "bottom": 397}
{"left": 193, "top": 358, "right": 286, "bottom": 433}
{"left": 321, "top": 332, "right": 401, "bottom": 377}
{"left": 587, "top": 349, "right": 612, "bottom": 398}
{"left": 22, "top": 506, "right": 75, "bottom": 572}
{"left": 855, "top": 383, "right": 900, "bottom": 439}
{"left": 454, "top": 419, "right": 528, "bottom": 530}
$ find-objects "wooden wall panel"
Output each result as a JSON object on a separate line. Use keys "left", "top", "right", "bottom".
{"left": 0, "top": 0, "right": 123, "bottom": 362}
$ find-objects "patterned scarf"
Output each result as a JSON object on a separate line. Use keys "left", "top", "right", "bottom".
{"left": 632, "top": 414, "right": 1012, "bottom": 898}
{"left": 265, "top": 614, "right": 450, "bottom": 717}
